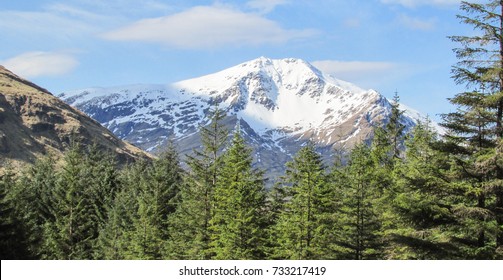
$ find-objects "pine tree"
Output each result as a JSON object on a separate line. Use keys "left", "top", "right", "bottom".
{"left": 97, "top": 160, "right": 146, "bottom": 259}
{"left": 209, "top": 129, "right": 267, "bottom": 259}
{"left": 0, "top": 167, "right": 30, "bottom": 259}
{"left": 390, "top": 121, "right": 459, "bottom": 259}
{"left": 367, "top": 92, "right": 408, "bottom": 258}
{"left": 83, "top": 144, "right": 120, "bottom": 259}
{"left": 444, "top": 0, "right": 503, "bottom": 258}
{"left": 264, "top": 182, "right": 288, "bottom": 258}
{"left": 45, "top": 143, "right": 95, "bottom": 259}
{"left": 95, "top": 186, "right": 134, "bottom": 259}
{"left": 13, "top": 156, "right": 57, "bottom": 258}
{"left": 274, "top": 144, "right": 334, "bottom": 259}
{"left": 333, "top": 144, "right": 383, "bottom": 260}
{"left": 372, "top": 92, "right": 406, "bottom": 167}
{"left": 168, "top": 106, "right": 228, "bottom": 259}
{"left": 124, "top": 146, "right": 182, "bottom": 259}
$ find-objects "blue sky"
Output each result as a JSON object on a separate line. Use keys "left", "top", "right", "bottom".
{"left": 0, "top": 0, "right": 480, "bottom": 121}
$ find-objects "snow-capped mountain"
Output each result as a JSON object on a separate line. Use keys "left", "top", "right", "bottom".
{"left": 58, "top": 57, "right": 426, "bottom": 180}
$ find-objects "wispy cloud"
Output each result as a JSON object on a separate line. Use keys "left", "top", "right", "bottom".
{"left": 312, "top": 60, "right": 397, "bottom": 75}
{"left": 1, "top": 51, "right": 79, "bottom": 78}
{"left": 398, "top": 14, "right": 436, "bottom": 30}
{"left": 102, "top": 5, "right": 317, "bottom": 49}
{"left": 380, "top": 0, "right": 462, "bottom": 8}
{"left": 44, "top": 3, "right": 110, "bottom": 21}
{"left": 311, "top": 60, "right": 403, "bottom": 89}
{"left": 246, "top": 0, "right": 288, "bottom": 14}
{"left": 0, "top": 10, "right": 97, "bottom": 39}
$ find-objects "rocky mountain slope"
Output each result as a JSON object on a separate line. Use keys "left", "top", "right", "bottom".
{"left": 58, "top": 57, "right": 427, "bottom": 180}
{"left": 0, "top": 66, "right": 151, "bottom": 168}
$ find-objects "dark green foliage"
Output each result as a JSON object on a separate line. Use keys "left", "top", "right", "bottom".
{"left": 389, "top": 121, "right": 460, "bottom": 259}
{"left": 372, "top": 93, "right": 406, "bottom": 168}
{"left": 44, "top": 143, "right": 113, "bottom": 259}
{"left": 123, "top": 146, "right": 182, "bottom": 259}
{"left": 333, "top": 144, "right": 383, "bottom": 259}
{"left": 168, "top": 106, "right": 228, "bottom": 259}
{"left": 0, "top": 167, "right": 30, "bottom": 259}
{"left": 95, "top": 184, "right": 134, "bottom": 259}
{"left": 11, "top": 156, "right": 57, "bottom": 259}
{"left": 264, "top": 182, "right": 288, "bottom": 258}
{"left": 209, "top": 130, "right": 267, "bottom": 259}
{"left": 443, "top": 0, "right": 503, "bottom": 258}
{"left": 273, "top": 144, "right": 335, "bottom": 259}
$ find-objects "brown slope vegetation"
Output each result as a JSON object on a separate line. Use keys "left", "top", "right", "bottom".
{"left": 0, "top": 65, "right": 152, "bottom": 168}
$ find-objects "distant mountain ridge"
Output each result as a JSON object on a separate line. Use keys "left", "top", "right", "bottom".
{"left": 0, "top": 65, "right": 152, "bottom": 168}
{"left": 58, "top": 57, "right": 431, "bottom": 179}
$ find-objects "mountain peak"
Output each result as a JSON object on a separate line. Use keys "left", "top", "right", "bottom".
{"left": 59, "top": 57, "right": 430, "bottom": 181}
{"left": 240, "top": 57, "right": 320, "bottom": 77}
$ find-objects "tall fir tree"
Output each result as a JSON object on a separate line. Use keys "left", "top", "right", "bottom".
{"left": 372, "top": 92, "right": 406, "bottom": 168}
{"left": 368, "top": 92, "right": 407, "bottom": 258}
{"left": 209, "top": 128, "right": 267, "bottom": 259}
{"left": 444, "top": 0, "right": 503, "bottom": 258}
{"left": 83, "top": 144, "right": 120, "bottom": 258}
{"left": 0, "top": 167, "right": 30, "bottom": 259}
{"left": 95, "top": 185, "right": 135, "bottom": 259}
{"left": 274, "top": 144, "right": 334, "bottom": 259}
{"left": 44, "top": 143, "right": 96, "bottom": 259}
{"left": 97, "top": 159, "right": 147, "bottom": 259}
{"left": 333, "top": 144, "right": 383, "bottom": 260}
{"left": 13, "top": 155, "right": 57, "bottom": 259}
{"left": 390, "top": 120, "right": 459, "bottom": 259}
{"left": 124, "top": 145, "right": 182, "bottom": 259}
{"left": 168, "top": 106, "right": 228, "bottom": 259}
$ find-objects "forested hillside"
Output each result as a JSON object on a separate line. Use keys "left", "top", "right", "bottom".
{"left": 1, "top": 100, "right": 502, "bottom": 259}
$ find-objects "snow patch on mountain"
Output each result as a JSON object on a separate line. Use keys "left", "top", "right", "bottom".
{"left": 58, "top": 57, "right": 436, "bottom": 181}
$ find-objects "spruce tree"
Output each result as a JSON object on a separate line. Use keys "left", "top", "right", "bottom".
{"left": 45, "top": 143, "right": 95, "bottom": 259}
{"left": 368, "top": 92, "right": 407, "bottom": 258}
{"left": 390, "top": 121, "right": 459, "bottom": 259}
{"left": 444, "top": 0, "right": 503, "bottom": 258}
{"left": 97, "top": 160, "right": 147, "bottom": 259}
{"left": 334, "top": 144, "right": 383, "bottom": 260}
{"left": 168, "top": 106, "right": 228, "bottom": 259}
{"left": 95, "top": 186, "right": 134, "bottom": 259}
{"left": 13, "top": 156, "right": 57, "bottom": 258}
{"left": 264, "top": 182, "right": 288, "bottom": 258}
{"left": 0, "top": 167, "right": 30, "bottom": 259}
{"left": 274, "top": 144, "right": 334, "bottom": 259}
{"left": 124, "top": 146, "right": 182, "bottom": 259}
{"left": 86, "top": 145, "right": 119, "bottom": 235}
{"left": 372, "top": 92, "right": 406, "bottom": 168}
{"left": 209, "top": 129, "right": 267, "bottom": 259}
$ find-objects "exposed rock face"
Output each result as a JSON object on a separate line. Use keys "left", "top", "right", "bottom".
{"left": 58, "top": 57, "right": 427, "bottom": 182}
{"left": 0, "top": 65, "right": 152, "bottom": 168}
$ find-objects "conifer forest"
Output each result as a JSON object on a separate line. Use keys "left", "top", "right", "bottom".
{"left": 1, "top": 0, "right": 503, "bottom": 260}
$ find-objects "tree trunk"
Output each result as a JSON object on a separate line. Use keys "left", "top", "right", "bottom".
{"left": 497, "top": 1, "right": 503, "bottom": 248}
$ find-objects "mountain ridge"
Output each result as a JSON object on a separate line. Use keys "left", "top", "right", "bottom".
{"left": 0, "top": 65, "right": 152, "bottom": 168}
{"left": 58, "top": 57, "right": 431, "bottom": 180}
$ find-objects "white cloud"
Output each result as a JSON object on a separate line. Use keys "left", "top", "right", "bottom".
{"left": 1, "top": 51, "right": 79, "bottom": 78}
{"left": 312, "top": 60, "right": 397, "bottom": 75}
{"left": 0, "top": 6, "right": 114, "bottom": 50}
{"left": 380, "top": 0, "right": 462, "bottom": 7}
{"left": 246, "top": 0, "right": 288, "bottom": 14}
{"left": 398, "top": 14, "right": 436, "bottom": 30}
{"left": 311, "top": 60, "right": 402, "bottom": 89}
{"left": 102, "top": 5, "right": 316, "bottom": 49}
{"left": 45, "top": 3, "right": 110, "bottom": 21}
